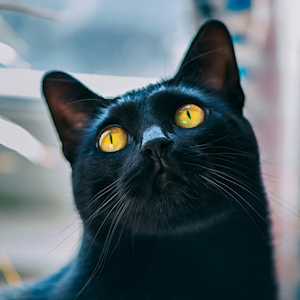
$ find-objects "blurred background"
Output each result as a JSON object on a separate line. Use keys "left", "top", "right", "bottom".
{"left": 0, "top": 0, "right": 299, "bottom": 298}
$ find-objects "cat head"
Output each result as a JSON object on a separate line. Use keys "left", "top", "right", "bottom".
{"left": 43, "top": 20, "right": 260, "bottom": 237}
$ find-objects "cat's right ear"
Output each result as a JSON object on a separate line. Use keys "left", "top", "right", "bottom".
{"left": 43, "top": 71, "right": 106, "bottom": 163}
{"left": 171, "top": 20, "right": 244, "bottom": 112}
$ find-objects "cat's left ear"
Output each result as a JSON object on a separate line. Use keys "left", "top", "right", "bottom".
{"left": 172, "top": 20, "right": 244, "bottom": 112}
{"left": 43, "top": 71, "right": 107, "bottom": 163}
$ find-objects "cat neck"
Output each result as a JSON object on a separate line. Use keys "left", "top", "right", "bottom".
{"left": 60, "top": 212, "right": 277, "bottom": 300}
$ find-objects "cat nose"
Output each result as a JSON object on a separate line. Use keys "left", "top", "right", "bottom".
{"left": 141, "top": 126, "right": 171, "bottom": 157}
{"left": 142, "top": 138, "right": 171, "bottom": 157}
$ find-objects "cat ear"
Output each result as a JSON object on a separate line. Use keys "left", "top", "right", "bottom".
{"left": 173, "top": 20, "right": 244, "bottom": 111}
{"left": 42, "top": 71, "right": 106, "bottom": 163}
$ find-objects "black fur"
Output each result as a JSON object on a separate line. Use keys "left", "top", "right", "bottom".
{"left": 0, "top": 20, "right": 278, "bottom": 299}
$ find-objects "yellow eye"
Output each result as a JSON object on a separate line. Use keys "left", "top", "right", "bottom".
{"left": 175, "top": 104, "right": 205, "bottom": 128}
{"left": 99, "top": 127, "right": 127, "bottom": 152}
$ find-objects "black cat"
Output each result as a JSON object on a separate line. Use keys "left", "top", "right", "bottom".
{"left": 0, "top": 20, "right": 278, "bottom": 299}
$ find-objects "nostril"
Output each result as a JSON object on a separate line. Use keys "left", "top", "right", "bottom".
{"left": 142, "top": 138, "right": 171, "bottom": 157}
{"left": 160, "top": 139, "right": 171, "bottom": 149}
{"left": 143, "top": 147, "right": 153, "bottom": 156}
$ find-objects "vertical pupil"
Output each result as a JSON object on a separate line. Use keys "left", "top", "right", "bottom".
{"left": 186, "top": 110, "right": 191, "bottom": 119}
{"left": 110, "top": 134, "right": 113, "bottom": 144}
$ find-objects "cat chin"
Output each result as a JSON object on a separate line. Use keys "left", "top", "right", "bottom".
{"left": 123, "top": 198, "right": 230, "bottom": 237}
{"left": 124, "top": 210, "right": 230, "bottom": 238}
{"left": 83, "top": 204, "right": 230, "bottom": 244}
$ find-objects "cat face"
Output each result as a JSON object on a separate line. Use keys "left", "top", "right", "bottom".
{"left": 43, "top": 21, "right": 261, "bottom": 237}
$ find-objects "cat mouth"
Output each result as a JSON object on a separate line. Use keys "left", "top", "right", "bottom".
{"left": 155, "top": 166, "right": 186, "bottom": 188}
{"left": 150, "top": 157, "right": 187, "bottom": 188}
{"left": 156, "top": 171, "right": 174, "bottom": 187}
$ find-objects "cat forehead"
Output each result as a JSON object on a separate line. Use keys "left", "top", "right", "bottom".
{"left": 114, "top": 84, "right": 211, "bottom": 111}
